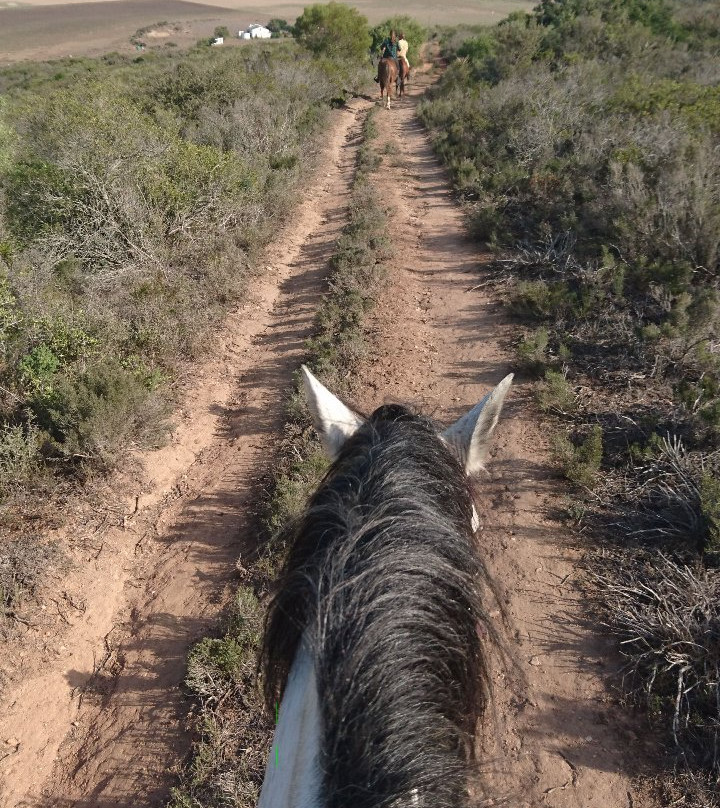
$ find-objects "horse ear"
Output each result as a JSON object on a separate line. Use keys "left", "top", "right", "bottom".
{"left": 441, "top": 374, "right": 513, "bottom": 475}
{"left": 300, "top": 365, "right": 364, "bottom": 460}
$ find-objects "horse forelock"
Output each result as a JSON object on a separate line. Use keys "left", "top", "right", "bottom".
{"left": 261, "top": 405, "right": 491, "bottom": 807}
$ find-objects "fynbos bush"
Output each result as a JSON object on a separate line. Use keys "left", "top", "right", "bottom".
{"left": 0, "top": 42, "right": 361, "bottom": 488}
{"left": 424, "top": 3, "right": 720, "bottom": 790}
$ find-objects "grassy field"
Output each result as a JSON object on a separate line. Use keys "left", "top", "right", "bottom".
{"left": 0, "top": 0, "right": 531, "bottom": 63}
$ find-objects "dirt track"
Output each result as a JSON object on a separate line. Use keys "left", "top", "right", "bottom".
{"left": 0, "top": 62, "right": 652, "bottom": 807}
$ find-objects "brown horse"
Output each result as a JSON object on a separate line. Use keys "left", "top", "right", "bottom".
{"left": 397, "top": 57, "right": 409, "bottom": 99}
{"left": 378, "top": 57, "right": 398, "bottom": 109}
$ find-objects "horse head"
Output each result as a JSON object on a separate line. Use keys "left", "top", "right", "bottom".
{"left": 259, "top": 367, "right": 513, "bottom": 808}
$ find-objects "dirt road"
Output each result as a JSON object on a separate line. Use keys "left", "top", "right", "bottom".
{"left": 0, "top": 64, "right": 650, "bottom": 807}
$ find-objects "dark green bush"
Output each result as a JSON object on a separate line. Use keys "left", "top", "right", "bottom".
{"left": 294, "top": 2, "right": 371, "bottom": 61}
{"left": 515, "top": 327, "right": 549, "bottom": 374}
{"left": 552, "top": 423, "right": 603, "bottom": 488}
{"left": 29, "top": 360, "right": 171, "bottom": 470}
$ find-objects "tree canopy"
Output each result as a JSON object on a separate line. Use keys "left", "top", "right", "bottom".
{"left": 294, "top": 3, "right": 371, "bottom": 61}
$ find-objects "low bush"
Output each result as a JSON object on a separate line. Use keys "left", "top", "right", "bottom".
{"left": 515, "top": 328, "right": 550, "bottom": 375}
{"left": 423, "top": 5, "right": 720, "bottom": 790}
{"left": 172, "top": 586, "right": 268, "bottom": 808}
{"left": 0, "top": 535, "right": 64, "bottom": 628}
{"left": 536, "top": 368, "right": 576, "bottom": 414}
{"left": 29, "top": 360, "right": 171, "bottom": 471}
{"left": 0, "top": 422, "right": 44, "bottom": 497}
{"left": 552, "top": 424, "right": 603, "bottom": 489}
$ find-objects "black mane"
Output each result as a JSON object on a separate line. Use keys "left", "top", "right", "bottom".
{"left": 262, "top": 404, "right": 489, "bottom": 807}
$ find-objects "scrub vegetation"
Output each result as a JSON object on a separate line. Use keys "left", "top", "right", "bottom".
{"left": 0, "top": 34, "right": 368, "bottom": 626}
{"left": 421, "top": 1, "right": 720, "bottom": 801}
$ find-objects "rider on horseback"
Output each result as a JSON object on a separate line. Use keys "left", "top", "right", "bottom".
{"left": 397, "top": 30, "right": 410, "bottom": 82}
{"left": 374, "top": 29, "right": 398, "bottom": 82}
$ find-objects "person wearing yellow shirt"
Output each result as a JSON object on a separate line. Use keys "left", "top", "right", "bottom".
{"left": 397, "top": 31, "right": 410, "bottom": 81}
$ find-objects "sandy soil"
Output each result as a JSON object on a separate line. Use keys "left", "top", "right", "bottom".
{"left": 0, "top": 60, "right": 656, "bottom": 808}
{"left": 0, "top": 0, "right": 532, "bottom": 64}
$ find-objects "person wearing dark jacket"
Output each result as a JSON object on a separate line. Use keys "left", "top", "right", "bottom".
{"left": 374, "top": 29, "right": 398, "bottom": 82}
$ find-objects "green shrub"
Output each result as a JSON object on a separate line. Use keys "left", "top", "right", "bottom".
{"left": 553, "top": 424, "right": 603, "bottom": 488}
{"left": 515, "top": 327, "right": 549, "bottom": 374}
{"left": 29, "top": 360, "right": 171, "bottom": 470}
{"left": 612, "top": 75, "right": 720, "bottom": 133}
{"left": 264, "top": 441, "right": 328, "bottom": 536}
{"left": 537, "top": 368, "right": 577, "bottom": 413}
{"left": 294, "top": 3, "right": 371, "bottom": 62}
{"left": 456, "top": 33, "right": 496, "bottom": 62}
{"left": 0, "top": 422, "right": 43, "bottom": 497}
{"left": 510, "top": 280, "right": 579, "bottom": 321}
{"left": 18, "top": 345, "right": 59, "bottom": 394}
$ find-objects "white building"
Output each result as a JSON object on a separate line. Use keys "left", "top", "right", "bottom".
{"left": 238, "top": 23, "right": 272, "bottom": 39}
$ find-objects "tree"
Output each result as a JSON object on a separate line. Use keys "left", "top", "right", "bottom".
{"left": 267, "top": 18, "right": 290, "bottom": 36}
{"left": 294, "top": 3, "right": 371, "bottom": 61}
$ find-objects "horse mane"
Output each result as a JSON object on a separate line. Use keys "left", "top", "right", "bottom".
{"left": 261, "top": 404, "right": 490, "bottom": 808}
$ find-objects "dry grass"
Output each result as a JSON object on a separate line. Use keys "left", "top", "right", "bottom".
{"left": 592, "top": 554, "right": 720, "bottom": 775}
